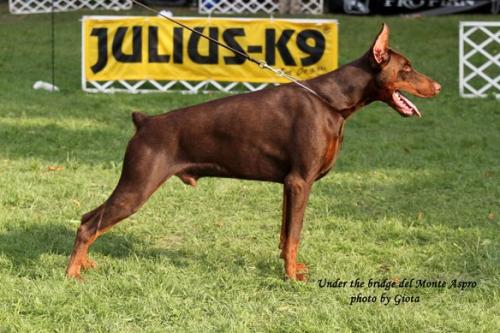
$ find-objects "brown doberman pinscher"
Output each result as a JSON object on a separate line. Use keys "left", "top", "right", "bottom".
{"left": 67, "top": 24, "right": 440, "bottom": 281}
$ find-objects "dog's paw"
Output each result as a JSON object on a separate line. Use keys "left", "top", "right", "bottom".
{"left": 284, "top": 272, "right": 308, "bottom": 282}
{"left": 284, "top": 263, "right": 309, "bottom": 282}
{"left": 296, "top": 262, "right": 308, "bottom": 273}
{"left": 66, "top": 266, "right": 82, "bottom": 281}
{"left": 296, "top": 272, "right": 308, "bottom": 282}
{"left": 81, "top": 258, "right": 97, "bottom": 270}
{"left": 296, "top": 263, "right": 309, "bottom": 281}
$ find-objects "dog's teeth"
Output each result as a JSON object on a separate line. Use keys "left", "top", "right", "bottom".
{"left": 393, "top": 91, "right": 420, "bottom": 116}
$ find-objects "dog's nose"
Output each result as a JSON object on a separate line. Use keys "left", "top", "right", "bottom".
{"left": 433, "top": 82, "right": 441, "bottom": 93}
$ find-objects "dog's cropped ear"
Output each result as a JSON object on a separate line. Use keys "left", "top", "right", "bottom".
{"left": 371, "top": 23, "right": 390, "bottom": 65}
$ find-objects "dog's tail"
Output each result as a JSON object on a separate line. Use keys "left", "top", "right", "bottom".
{"left": 132, "top": 111, "right": 147, "bottom": 129}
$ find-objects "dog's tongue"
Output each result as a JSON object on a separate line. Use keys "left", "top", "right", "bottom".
{"left": 393, "top": 91, "right": 421, "bottom": 117}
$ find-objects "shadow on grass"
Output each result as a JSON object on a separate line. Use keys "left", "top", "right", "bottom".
{"left": 0, "top": 223, "right": 137, "bottom": 271}
{"left": 0, "top": 123, "right": 130, "bottom": 165}
{"left": 141, "top": 246, "right": 284, "bottom": 279}
{"left": 0, "top": 202, "right": 496, "bottom": 280}
{"left": 0, "top": 222, "right": 279, "bottom": 277}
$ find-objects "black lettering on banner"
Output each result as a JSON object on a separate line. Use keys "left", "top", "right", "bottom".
{"left": 148, "top": 26, "right": 170, "bottom": 63}
{"left": 112, "top": 26, "right": 142, "bottom": 63}
{"left": 90, "top": 27, "right": 108, "bottom": 74}
{"left": 222, "top": 28, "right": 246, "bottom": 65}
{"left": 296, "top": 29, "right": 325, "bottom": 66}
{"left": 265, "top": 29, "right": 296, "bottom": 66}
{"left": 188, "top": 27, "right": 219, "bottom": 64}
{"left": 173, "top": 27, "right": 183, "bottom": 64}
{"left": 247, "top": 45, "right": 262, "bottom": 53}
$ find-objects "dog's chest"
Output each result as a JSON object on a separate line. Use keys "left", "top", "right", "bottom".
{"left": 320, "top": 136, "right": 342, "bottom": 172}
{"left": 319, "top": 123, "right": 344, "bottom": 175}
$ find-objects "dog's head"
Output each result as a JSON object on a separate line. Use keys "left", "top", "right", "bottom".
{"left": 369, "top": 24, "right": 441, "bottom": 117}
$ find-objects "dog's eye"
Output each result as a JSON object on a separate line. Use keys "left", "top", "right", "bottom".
{"left": 403, "top": 64, "right": 412, "bottom": 72}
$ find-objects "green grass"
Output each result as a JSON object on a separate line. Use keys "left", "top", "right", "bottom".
{"left": 1, "top": 4, "right": 499, "bottom": 332}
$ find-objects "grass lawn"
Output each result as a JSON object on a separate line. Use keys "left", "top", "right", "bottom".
{"left": 0, "top": 4, "right": 499, "bottom": 332}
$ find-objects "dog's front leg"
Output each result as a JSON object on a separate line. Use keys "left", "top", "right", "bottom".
{"left": 282, "top": 174, "right": 312, "bottom": 281}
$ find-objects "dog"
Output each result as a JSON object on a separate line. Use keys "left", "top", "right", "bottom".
{"left": 67, "top": 24, "right": 441, "bottom": 281}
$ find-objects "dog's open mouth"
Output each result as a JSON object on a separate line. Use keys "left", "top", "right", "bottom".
{"left": 392, "top": 90, "right": 421, "bottom": 117}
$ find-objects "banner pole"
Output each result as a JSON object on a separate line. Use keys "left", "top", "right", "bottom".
{"left": 51, "top": 0, "right": 55, "bottom": 91}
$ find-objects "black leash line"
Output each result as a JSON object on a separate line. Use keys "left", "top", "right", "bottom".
{"left": 132, "top": 0, "right": 260, "bottom": 65}
{"left": 129, "top": 0, "right": 325, "bottom": 99}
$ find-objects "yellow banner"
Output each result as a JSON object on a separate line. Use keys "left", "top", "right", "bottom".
{"left": 83, "top": 16, "right": 338, "bottom": 83}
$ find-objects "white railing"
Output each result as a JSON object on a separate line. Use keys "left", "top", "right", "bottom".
{"left": 459, "top": 21, "right": 500, "bottom": 98}
{"left": 199, "top": 0, "right": 323, "bottom": 15}
{"left": 9, "top": 0, "right": 132, "bottom": 14}
{"left": 83, "top": 80, "right": 273, "bottom": 94}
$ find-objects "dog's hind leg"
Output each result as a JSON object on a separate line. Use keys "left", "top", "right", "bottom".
{"left": 66, "top": 138, "right": 173, "bottom": 279}
{"left": 66, "top": 203, "right": 104, "bottom": 270}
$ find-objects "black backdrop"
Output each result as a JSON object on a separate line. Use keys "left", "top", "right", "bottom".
{"left": 327, "top": 0, "right": 499, "bottom": 15}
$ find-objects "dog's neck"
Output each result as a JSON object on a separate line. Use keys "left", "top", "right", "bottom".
{"left": 306, "top": 55, "right": 377, "bottom": 119}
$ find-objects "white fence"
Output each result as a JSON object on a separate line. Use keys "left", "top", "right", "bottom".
{"left": 83, "top": 80, "right": 273, "bottom": 94}
{"left": 199, "top": 0, "right": 323, "bottom": 15}
{"left": 9, "top": 0, "right": 132, "bottom": 14}
{"left": 459, "top": 21, "right": 500, "bottom": 98}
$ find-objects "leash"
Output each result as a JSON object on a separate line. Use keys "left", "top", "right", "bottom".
{"left": 129, "top": 0, "right": 326, "bottom": 100}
